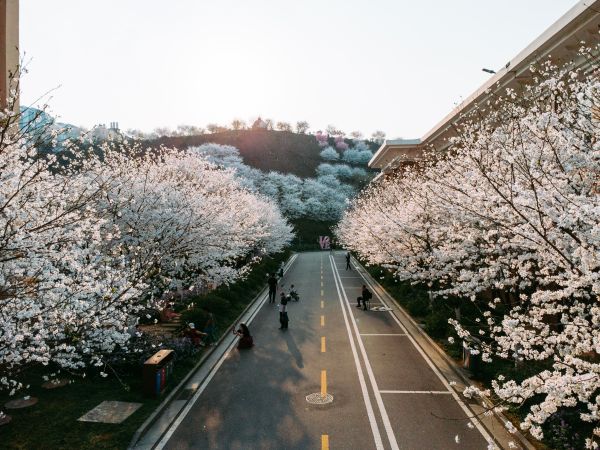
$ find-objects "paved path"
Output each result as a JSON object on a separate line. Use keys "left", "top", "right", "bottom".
{"left": 157, "top": 252, "right": 493, "bottom": 449}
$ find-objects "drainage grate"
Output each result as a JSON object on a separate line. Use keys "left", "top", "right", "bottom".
{"left": 305, "top": 393, "right": 334, "bottom": 405}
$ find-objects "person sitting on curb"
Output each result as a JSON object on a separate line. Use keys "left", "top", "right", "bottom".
{"left": 356, "top": 285, "right": 372, "bottom": 310}
{"left": 234, "top": 323, "right": 254, "bottom": 349}
{"left": 183, "top": 323, "right": 208, "bottom": 347}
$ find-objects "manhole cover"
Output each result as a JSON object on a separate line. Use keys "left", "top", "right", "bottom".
{"left": 306, "top": 393, "right": 334, "bottom": 405}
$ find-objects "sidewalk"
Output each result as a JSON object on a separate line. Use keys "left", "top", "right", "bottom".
{"left": 350, "top": 257, "right": 535, "bottom": 450}
{"left": 129, "top": 254, "right": 298, "bottom": 450}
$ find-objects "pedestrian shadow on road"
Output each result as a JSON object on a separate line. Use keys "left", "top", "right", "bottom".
{"left": 282, "top": 331, "right": 304, "bottom": 369}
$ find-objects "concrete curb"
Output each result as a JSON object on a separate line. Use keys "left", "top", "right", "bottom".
{"left": 350, "top": 256, "right": 535, "bottom": 450}
{"left": 128, "top": 253, "right": 297, "bottom": 449}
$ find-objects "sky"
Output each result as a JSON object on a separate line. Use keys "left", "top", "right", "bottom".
{"left": 20, "top": 0, "right": 580, "bottom": 139}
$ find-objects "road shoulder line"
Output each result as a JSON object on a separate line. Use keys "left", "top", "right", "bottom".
{"left": 330, "top": 256, "right": 400, "bottom": 450}
{"left": 130, "top": 254, "right": 298, "bottom": 450}
{"left": 328, "top": 256, "right": 385, "bottom": 450}
{"left": 349, "top": 257, "right": 534, "bottom": 450}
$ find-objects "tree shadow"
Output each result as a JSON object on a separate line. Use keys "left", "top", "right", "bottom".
{"left": 165, "top": 308, "right": 315, "bottom": 449}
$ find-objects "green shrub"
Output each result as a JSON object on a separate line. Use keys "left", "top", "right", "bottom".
{"left": 197, "top": 294, "right": 231, "bottom": 315}
{"left": 180, "top": 307, "right": 210, "bottom": 329}
{"left": 406, "top": 296, "right": 430, "bottom": 317}
{"left": 180, "top": 251, "right": 290, "bottom": 334}
{"left": 424, "top": 308, "right": 450, "bottom": 339}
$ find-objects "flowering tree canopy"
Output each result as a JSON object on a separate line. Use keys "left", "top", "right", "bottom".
{"left": 193, "top": 143, "right": 355, "bottom": 221}
{"left": 341, "top": 147, "right": 373, "bottom": 165}
{"left": 337, "top": 55, "right": 600, "bottom": 446}
{"left": 315, "top": 131, "right": 329, "bottom": 147}
{"left": 319, "top": 146, "right": 340, "bottom": 161}
{"left": 0, "top": 114, "right": 293, "bottom": 393}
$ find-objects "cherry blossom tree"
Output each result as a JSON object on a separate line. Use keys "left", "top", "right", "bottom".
{"left": 315, "top": 131, "right": 329, "bottom": 147}
{"left": 334, "top": 135, "right": 349, "bottom": 151}
{"left": 192, "top": 143, "right": 355, "bottom": 221}
{"left": 337, "top": 54, "right": 600, "bottom": 446}
{"left": 341, "top": 147, "right": 373, "bottom": 165}
{"left": 0, "top": 111, "right": 293, "bottom": 395}
{"left": 319, "top": 146, "right": 339, "bottom": 161}
{"left": 98, "top": 148, "right": 294, "bottom": 288}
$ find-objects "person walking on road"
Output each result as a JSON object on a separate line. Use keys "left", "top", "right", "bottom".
{"left": 268, "top": 273, "right": 278, "bottom": 303}
{"left": 345, "top": 252, "right": 352, "bottom": 270}
{"left": 278, "top": 293, "right": 289, "bottom": 330}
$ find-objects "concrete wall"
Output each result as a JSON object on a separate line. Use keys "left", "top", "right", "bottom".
{"left": 0, "top": 0, "right": 19, "bottom": 109}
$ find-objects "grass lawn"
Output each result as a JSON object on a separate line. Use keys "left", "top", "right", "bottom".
{"left": 1, "top": 251, "right": 290, "bottom": 450}
{"left": 0, "top": 360, "right": 197, "bottom": 450}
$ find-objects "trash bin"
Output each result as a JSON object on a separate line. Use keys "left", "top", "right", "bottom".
{"left": 142, "top": 349, "right": 174, "bottom": 398}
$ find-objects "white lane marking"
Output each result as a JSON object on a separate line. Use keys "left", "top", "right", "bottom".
{"left": 360, "top": 333, "right": 407, "bottom": 336}
{"left": 329, "top": 257, "right": 385, "bottom": 450}
{"left": 379, "top": 390, "right": 452, "bottom": 395}
{"left": 351, "top": 262, "right": 495, "bottom": 445}
{"left": 330, "top": 256, "right": 399, "bottom": 450}
{"left": 154, "top": 254, "right": 298, "bottom": 449}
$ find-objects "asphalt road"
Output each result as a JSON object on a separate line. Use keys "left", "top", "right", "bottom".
{"left": 161, "top": 252, "right": 490, "bottom": 450}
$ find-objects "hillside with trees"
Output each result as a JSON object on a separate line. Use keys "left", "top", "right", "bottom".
{"left": 147, "top": 128, "right": 381, "bottom": 180}
{"left": 144, "top": 126, "right": 381, "bottom": 248}
{"left": 151, "top": 130, "right": 323, "bottom": 178}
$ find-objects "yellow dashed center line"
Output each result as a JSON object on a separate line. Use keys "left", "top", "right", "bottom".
{"left": 320, "top": 258, "right": 329, "bottom": 450}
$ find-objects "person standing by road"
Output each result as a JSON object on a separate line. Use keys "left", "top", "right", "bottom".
{"left": 203, "top": 307, "right": 216, "bottom": 345}
{"left": 345, "top": 252, "right": 352, "bottom": 270}
{"left": 268, "top": 273, "right": 278, "bottom": 303}
{"left": 278, "top": 293, "right": 289, "bottom": 330}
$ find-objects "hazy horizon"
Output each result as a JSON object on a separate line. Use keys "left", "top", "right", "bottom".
{"left": 21, "top": 0, "right": 579, "bottom": 139}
